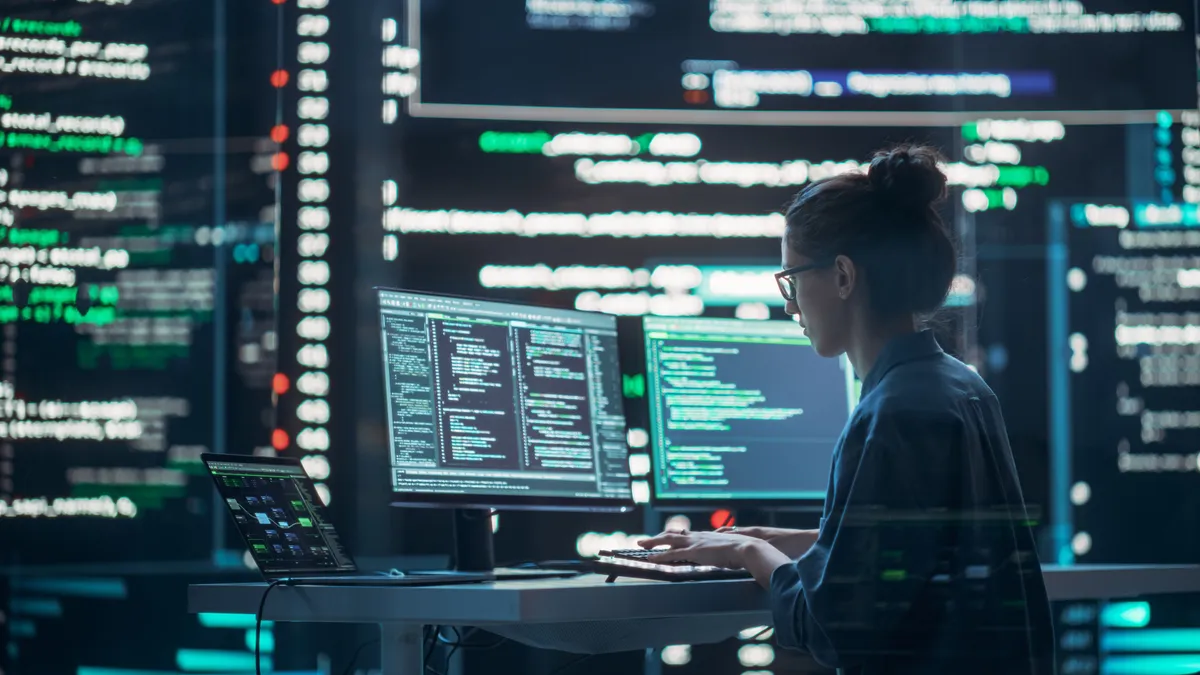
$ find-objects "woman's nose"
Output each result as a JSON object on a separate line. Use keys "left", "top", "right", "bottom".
{"left": 785, "top": 300, "right": 799, "bottom": 316}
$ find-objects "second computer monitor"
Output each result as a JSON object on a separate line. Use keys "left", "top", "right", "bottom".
{"left": 644, "top": 317, "right": 858, "bottom": 505}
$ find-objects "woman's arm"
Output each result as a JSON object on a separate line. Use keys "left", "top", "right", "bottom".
{"left": 717, "top": 526, "right": 819, "bottom": 559}
{"left": 737, "top": 538, "right": 794, "bottom": 587}
{"left": 769, "top": 417, "right": 955, "bottom": 670}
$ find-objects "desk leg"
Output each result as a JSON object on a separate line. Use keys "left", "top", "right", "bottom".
{"left": 380, "top": 623, "right": 424, "bottom": 675}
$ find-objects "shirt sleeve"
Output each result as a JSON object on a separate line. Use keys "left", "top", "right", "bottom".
{"left": 769, "top": 412, "right": 957, "bottom": 669}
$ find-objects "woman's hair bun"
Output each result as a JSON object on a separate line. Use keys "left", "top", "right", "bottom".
{"left": 867, "top": 144, "right": 948, "bottom": 213}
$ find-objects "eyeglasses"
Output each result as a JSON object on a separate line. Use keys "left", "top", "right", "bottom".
{"left": 774, "top": 261, "right": 833, "bottom": 302}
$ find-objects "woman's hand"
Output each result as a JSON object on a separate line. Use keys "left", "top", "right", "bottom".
{"left": 639, "top": 529, "right": 796, "bottom": 588}
{"left": 638, "top": 530, "right": 757, "bottom": 569}
{"left": 714, "top": 526, "right": 819, "bottom": 559}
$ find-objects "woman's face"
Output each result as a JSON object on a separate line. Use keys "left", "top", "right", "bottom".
{"left": 781, "top": 236, "right": 850, "bottom": 358}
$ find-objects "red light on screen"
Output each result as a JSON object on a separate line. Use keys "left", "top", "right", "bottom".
{"left": 271, "top": 152, "right": 289, "bottom": 171}
{"left": 710, "top": 509, "right": 734, "bottom": 529}
{"left": 270, "top": 125, "right": 289, "bottom": 143}
{"left": 272, "top": 373, "right": 290, "bottom": 394}
{"left": 683, "top": 90, "right": 708, "bottom": 104}
{"left": 271, "top": 0, "right": 286, "bottom": 5}
{"left": 270, "top": 70, "right": 289, "bottom": 88}
{"left": 272, "top": 429, "right": 289, "bottom": 450}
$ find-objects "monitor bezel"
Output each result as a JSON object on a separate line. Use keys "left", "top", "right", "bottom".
{"left": 374, "top": 286, "right": 637, "bottom": 513}
{"left": 639, "top": 315, "right": 838, "bottom": 510}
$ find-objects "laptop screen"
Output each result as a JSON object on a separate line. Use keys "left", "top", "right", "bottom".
{"left": 204, "top": 455, "right": 356, "bottom": 576}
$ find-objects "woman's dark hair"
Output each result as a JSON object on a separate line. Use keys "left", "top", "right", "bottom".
{"left": 784, "top": 144, "right": 957, "bottom": 317}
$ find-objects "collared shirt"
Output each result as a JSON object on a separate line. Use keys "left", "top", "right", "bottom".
{"left": 769, "top": 330, "right": 1055, "bottom": 675}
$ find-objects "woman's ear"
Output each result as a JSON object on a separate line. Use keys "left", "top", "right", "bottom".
{"left": 834, "top": 254, "right": 857, "bottom": 300}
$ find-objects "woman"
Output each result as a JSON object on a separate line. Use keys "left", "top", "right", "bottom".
{"left": 640, "top": 145, "right": 1055, "bottom": 674}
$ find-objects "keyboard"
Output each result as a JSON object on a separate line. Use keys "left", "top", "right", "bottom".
{"left": 595, "top": 549, "right": 751, "bottom": 582}
{"left": 603, "top": 548, "right": 689, "bottom": 563}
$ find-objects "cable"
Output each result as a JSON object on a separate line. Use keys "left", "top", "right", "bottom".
{"left": 339, "top": 639, "right": 380, "bottom": 675}
{"left": 432, "top": 626, "right": 463, "bottom": 674}
{"left": 256, "top": 580, "right": 290, "bottom": 675}
{"left": 437, "top": 626, "right": 508, "bottom": 650}
{"left": 747, "top": 625, "right": 773, "bottom": 641}
{"left": 422, "top": 625, "right": 512, "bottom": 675}
{"left": 441, "top": 627, "right": 509, "bottom": 671}
{"left": 443, "top": 634, "right": 461, "bottom": 675}
{"left": 424, "top": 626, "right": 439, "bottom": 674}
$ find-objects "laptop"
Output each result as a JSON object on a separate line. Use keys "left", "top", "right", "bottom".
{"left": 202, "top": 453, "right": 490, "bottom": 586}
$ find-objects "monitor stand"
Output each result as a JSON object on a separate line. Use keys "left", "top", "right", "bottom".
{"left": 423, "top": 508, "right": 579, "bottom": 583}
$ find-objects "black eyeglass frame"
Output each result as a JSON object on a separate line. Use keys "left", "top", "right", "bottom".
{"left": 774, "top": 260, "right": 834, "bottom": 301}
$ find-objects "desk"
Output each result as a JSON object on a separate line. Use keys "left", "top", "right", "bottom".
{"left": 189, "top": 564, "right": 1200, "bottom": 675}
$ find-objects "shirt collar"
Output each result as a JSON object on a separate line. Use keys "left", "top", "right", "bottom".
{"left": 859, "top": 329, "right": 944, "bottom": 396}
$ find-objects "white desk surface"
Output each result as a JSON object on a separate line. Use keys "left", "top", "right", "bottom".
{"left": 189, "top": 564, "right": 1200, "bottom": 625}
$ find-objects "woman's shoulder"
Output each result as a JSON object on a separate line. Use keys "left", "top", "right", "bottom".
{"left": 853, "top": 358, "right": 994, "bottom": 436}
{"left": 871, "top": 352, "right": 996, "bottom": 407}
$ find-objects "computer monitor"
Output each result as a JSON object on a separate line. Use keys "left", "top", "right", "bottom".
{"left": 377, "top": 288, "right": 634, "bottom": 512}
{"left": 644, "top": 316, "right": 858, "bottom": 506}
{"left": 203, "top": 454, "right": 357, "bottom": 576}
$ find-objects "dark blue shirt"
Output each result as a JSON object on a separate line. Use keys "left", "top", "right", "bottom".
{"left": 769, "top": 330, "right": 1055, "bottom": 675}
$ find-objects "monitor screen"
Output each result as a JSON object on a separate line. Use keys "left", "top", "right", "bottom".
{"left": 203, "top": 455, "right": 357, "bottom": 575}
{"left": 412, "top": 0, "right": 1196, "bottom": 119}
{"left": 644, "top": 317, "right": 858, "bottom": 503}
{"left": 377, "top": 289, "right": 634, "bottom": 509}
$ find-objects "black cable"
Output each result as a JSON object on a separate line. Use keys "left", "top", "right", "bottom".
{"left": 443, "top": 636, "right": 460, "bottom": 675}
{"left": 433, "top": 626, "right": 462, "bottom": 675}
{"left": 424, "top": 626, "right": 440, "bottom": 674}
{"left": 339, "top": 639, "right": 380, "bottom": 675}
{"left": 423, "top": 625, "right": 512, "bottom": 675}
{"left": 256, "top": 580, "right": 289, "bottom": 675}
{"left": 437, "top": 626, "right": 508, "bottom": 650}
{"left": 747, "top": 625, "right": 773, "bottom": 641}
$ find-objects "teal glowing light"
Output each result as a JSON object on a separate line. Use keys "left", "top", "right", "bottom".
{"left": 1101, "top": 602, "right": 1151, "bottom": 628}
{"left": 80, "top": 669, "right": 190, "bottom": 675}
{"left": 82, "top": 670, "right": 320, "bottom": 675}
{"left": 11, "top": 578, "right": 127, "bottom": 599}
{"left": 1157, "top": 110, "right": 1174, "bottom": 129}
{"left": 1102, "top": 629, "right": 1200, "bottom": 653}
{"left": 9, "top": 619, "right": 36, "bottom": 638}
{"left": 244, "top": 629, "right": 274, "bottom": 653}
{"left": 1132, "top": 202, "right": 1199, "bottom": 228}
{"left": 198, "top": 613, "right": 271, "bottom": 630}
{"left": 694, "top": 265, "right": 781, "bottom": 306}
{"left": 175, "top": 650, "right": 269, "bottom": 672}
{"left": 1102, "top": 655, "right": 1200, "bottom": 675}
{"left": 11, "top": 597, "right": 62, "bottom": 617}
{"left": 212, "top": 548, "right": 245, "bottom": 569}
